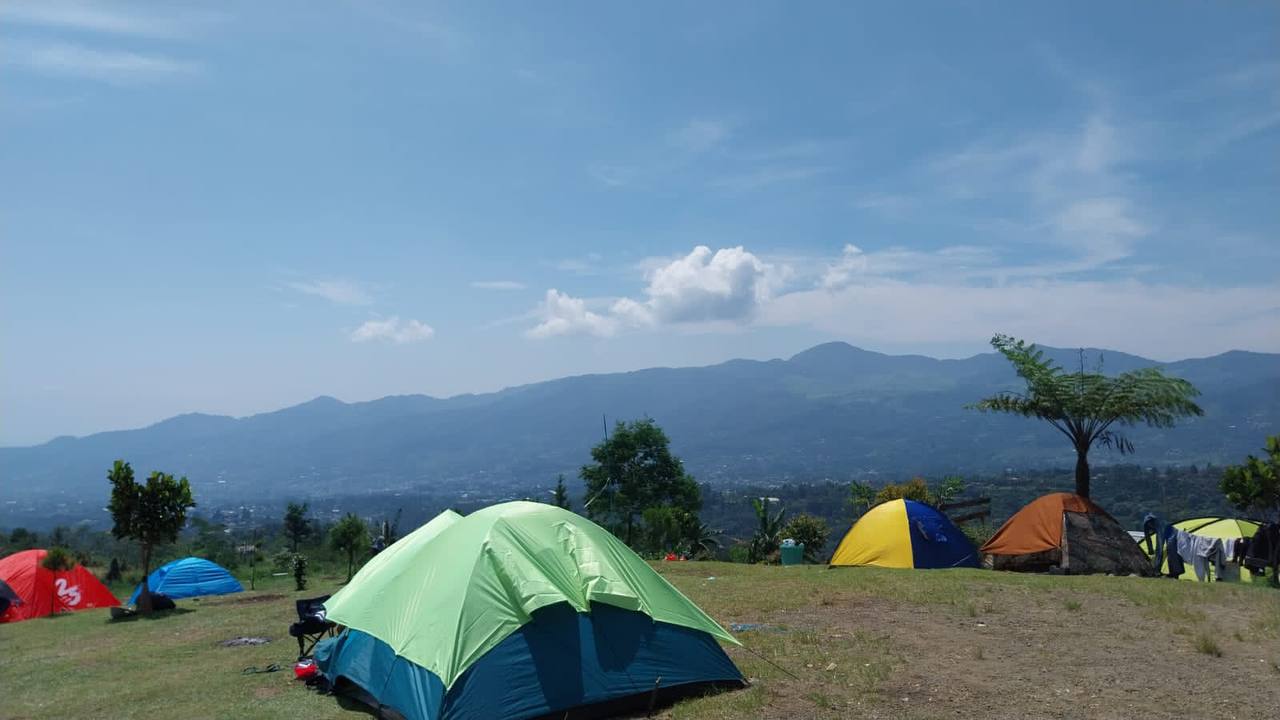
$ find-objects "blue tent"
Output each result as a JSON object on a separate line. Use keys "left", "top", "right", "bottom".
{"left": 127, "top": 557, "right": 243, "bottom": 605}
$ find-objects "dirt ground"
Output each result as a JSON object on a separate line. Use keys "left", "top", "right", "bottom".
{"left": 714, "top": 578, "right": 1280, "bottom": 720}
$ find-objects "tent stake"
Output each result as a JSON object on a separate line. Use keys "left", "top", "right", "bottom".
{"left": 647, "top": 676, "right": 663, "bottom": 716}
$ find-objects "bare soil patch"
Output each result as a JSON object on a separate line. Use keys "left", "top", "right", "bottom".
{"left": 724, "top": 582, "right": 1280, "bottom": 720}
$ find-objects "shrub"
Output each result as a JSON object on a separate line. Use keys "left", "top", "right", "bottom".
{"left": 41, "top": 547, "right": 76, "bottom": 571}
{"left": 781, "top": 514, "right": 831, "bottom": 562}
{"left": 961, "top": 522, "right": 996, "bottom": 550}
{"left": 1194, "top": 633, "right": 1222, "bottom": 657}
{"left": 272, "top": 549, "right": 295, "bottom": 573}
{"left": 291, "top": 553, "right": 309, "bottom": 592}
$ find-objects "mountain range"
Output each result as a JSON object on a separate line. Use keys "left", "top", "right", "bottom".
{"left": 3, "top": 343, "right": 1277, "bottom": 514}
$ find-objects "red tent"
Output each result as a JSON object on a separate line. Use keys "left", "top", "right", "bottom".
{"left": 0, "top": 549, "right": 120, "bottom": 623}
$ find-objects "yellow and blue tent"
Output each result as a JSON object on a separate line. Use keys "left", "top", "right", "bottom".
{"left": 1142, "top": 516, "right": 1262, "bottom": 582}
{"left": 829, "top": 499, "right": 979, "bottom": 569}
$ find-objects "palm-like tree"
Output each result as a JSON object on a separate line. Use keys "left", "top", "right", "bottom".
{"left": 971, "top": 334, "right": 1203, "bottom": 498}
{"left": 686, "top": 522, "right": 722, "bottom": 560}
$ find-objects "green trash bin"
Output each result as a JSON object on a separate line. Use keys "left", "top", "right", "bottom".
{"left": 780, "top": 543, "right": 805, "bottom": 566}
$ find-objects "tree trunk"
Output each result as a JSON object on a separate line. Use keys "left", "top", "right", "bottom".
{"left": 139, "top": 544, "right": 153, "bottom": 613}
{"left": 1074, "top": 447, "right": 1091, "bottom": 498}
{"left": 347, "top": 549, "right": 354, "bottom": 583}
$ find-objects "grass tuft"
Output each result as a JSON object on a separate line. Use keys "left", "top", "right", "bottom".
{"left": 1194, "top": 633, "right": 1222, "bottom": 657}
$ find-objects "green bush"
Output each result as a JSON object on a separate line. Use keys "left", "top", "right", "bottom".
{"left": 291, "top": 553, "right": 308, "bottom": 591}
{"left": 961, "top": 522, "right": 996, "bottom": 550}
{"left": 782, "top": 514, "right": 831, "bottom": 562}
{"left": 41, "top": 547, "right": 76, "bottom": 571}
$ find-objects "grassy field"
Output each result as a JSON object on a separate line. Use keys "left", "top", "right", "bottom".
{"left": 2, "top": 564, "right": 1278, "bottom": 720}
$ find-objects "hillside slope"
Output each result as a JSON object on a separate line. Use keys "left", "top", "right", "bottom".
{"left": 2, "top": 343, "right": 1276, "bottom": 507}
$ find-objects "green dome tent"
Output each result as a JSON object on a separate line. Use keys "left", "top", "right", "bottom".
{"left": 316, "top": 502, "right": 744, "bottom": 720}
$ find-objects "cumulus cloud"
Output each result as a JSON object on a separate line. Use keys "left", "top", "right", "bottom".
{"left": 350, "top": 317, "right": 435, "bottom": 344}
{"left": 526, "top": 246, "right": 778, "bottom": 338}
{"left": 521, "top": 239, "right": 1280, "bottom": 355}
{"left": 526, "top": 289, "right": 617, "bottom": 338}
{"left": 286, "top": 279, "right": 373, "bottom": 306}
{"left": 640, "top": 246, "right": 776, "bottom": 323}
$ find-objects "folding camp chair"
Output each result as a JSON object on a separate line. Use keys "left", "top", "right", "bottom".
{"left": 288, "top": 595, "right": 335, "bottom": 659}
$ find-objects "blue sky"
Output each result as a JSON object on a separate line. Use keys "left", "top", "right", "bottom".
{"left": 2, "top": 1, "right": 1278, "bottom": 445}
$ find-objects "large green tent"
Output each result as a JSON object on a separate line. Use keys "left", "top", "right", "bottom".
{"left": 316, "top": 501, "right": 743, "bottom": 720}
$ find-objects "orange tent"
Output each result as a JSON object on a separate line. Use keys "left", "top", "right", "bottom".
{"left": 981, "top": 493, "right": 1152, "bottom": 575}
{"left": 982, "top": 492, "right": 1109, "bottom": 556}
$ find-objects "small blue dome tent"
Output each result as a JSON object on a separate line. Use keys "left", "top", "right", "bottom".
{"left": 127, "top": 557, "right": 243, "bottom": 605}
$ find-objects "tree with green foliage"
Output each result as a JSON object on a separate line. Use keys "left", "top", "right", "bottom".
{"left": 1220, "top": 435, "right": 1280, "bottom": 520}
{"left": 581, "top": 419, "right": 701, "bottom": 548}
{"left": 283, "top": 502, "right": 312, "bottom": 552}
{"left": 552, "top": 474, "right": 572, "bottom": 510}
{"left": 107, "top": 460, "right": 196, "bottom": 612}
{"left": 971, "top": 334, "right": 1203, "bottom": 498}
{"left": 782, "top": 514, "right": 831, "bottom": 562}
{"left": 7, "top": 527, "right": 38, "bottom": 550}
{"left": 747, "top": 498, "right": 787, "bottom": 564}
{"left": 849, "top": 481, "right": 875, "bottom": 517}
{"left": 872, "top": 476, "right": 967, "bottom": 508}
{"left": 330, "top": 513, "right": 370, "bottom": 582}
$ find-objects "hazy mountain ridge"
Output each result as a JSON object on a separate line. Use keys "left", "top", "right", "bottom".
{"left": 3, "top": 343, "right": 1277, "bottom": 511}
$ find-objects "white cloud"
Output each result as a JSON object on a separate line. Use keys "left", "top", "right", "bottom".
{"left": 0, "top": 1, "right": 212, "bottom": 38}
{"left": 527, "top": 246, "right": 779, "bottom": 338}
{"left": 470, "top": 280, "right": 526, "bottom": 291}
{"left": 523, "top": 240, "right": 1280, "bottom": 355}
{"left": 6, "top": 41, "right": 199, "bottom": 84}
{"left": 640, "top": 246, "right": 777, "bottom": 323}
{"left": 668, "top": 119, "right": 730, "bottom": 153}
{"left": 820, "top": 244, "right": 869, "bottom": 289}
{"left": 765, "top": 278, "right": 1280, "bottom": 359}
{"left": 526, "top": 290, "right": 617, "bottom": 338}
{"left": 1051, "top": 197, "right": 1149, "bottom": 265}
{"left": 350, "top": 317, "right": 435, "bottom": 344}
{"left": 286, "top": 280, "right": 373, "bottom": 306}
{"left": 926, "top": 113, "right": 1150, "bottom": 273}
